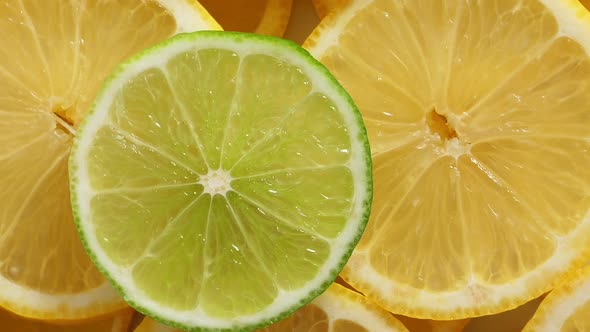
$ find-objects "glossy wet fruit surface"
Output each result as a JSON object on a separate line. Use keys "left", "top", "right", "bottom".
{"left": 305, "top": 0, "right": 590, "bottom": 319}
{"left": 0, "top": 0, "right": 218, "bottom": 320}
{"left": 70, "top": 31, "right": 372, "bottom": 331}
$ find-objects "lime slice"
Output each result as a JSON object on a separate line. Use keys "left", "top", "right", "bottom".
{"left": 69, "top": 31, "right": 372, "bottom": 331}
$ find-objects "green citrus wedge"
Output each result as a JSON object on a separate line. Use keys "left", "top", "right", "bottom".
{"left": 69, "top": 31, "right": 372, "bottom": 331}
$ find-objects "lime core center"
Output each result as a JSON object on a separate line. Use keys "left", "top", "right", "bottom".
{"left": 199, "top": 169, "right": 233, "bottom": 196}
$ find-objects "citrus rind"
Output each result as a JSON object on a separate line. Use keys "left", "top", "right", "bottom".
{"left": 70, "top": 31, "right": 372, "bottom": 331}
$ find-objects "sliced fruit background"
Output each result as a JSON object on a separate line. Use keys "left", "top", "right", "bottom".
{"left": 3, "top": 0, "right": 590, "bottom": 331}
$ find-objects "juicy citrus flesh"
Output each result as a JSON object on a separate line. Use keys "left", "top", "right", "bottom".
{"left": 0, "top": 0, "right": 217, "bottom": 320}
{"left": 70, "top": 31, "right": 371, "bottom": 330}
{"left": 198, "top": 0, "right": 292, "bottom": 36}
{"left": 305, "top": 0, "right": 590, "bottom": 319}
{"left": 0, "top": 307, "right": 134, "bottom": 332}
{"left": 523, "top": 267, "right": 590, "bottom": 332}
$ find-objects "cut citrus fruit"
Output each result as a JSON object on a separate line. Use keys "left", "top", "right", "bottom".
{"left": 135, "top": 283, "right": 407, "bottom": 332}
{"left": 311, "top": 0, "right": 346, "bottom": 18}
{"left": 523, "top": 267, "right": 590, "bottom": 331}
{"left": 305, "top": 0, "right": 590, "bottom": 319}
{"left": 198, "top": 0, "right": 292, "bottom": 36}
{"left": 69, "top": 31, "right": 372, "bottom": 331}
{"left": 0, "top": 0, "right": 219, "bottom": 320}
{"left": 0, "top": 307, "right": 134, "bottom": 332}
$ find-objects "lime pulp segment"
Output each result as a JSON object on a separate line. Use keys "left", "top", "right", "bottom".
{"left": 70, "top": 31, "right": 372, "bottom": 331}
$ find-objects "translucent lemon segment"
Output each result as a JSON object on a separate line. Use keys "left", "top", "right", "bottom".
{"left": 306, "top": 0, "right": 590, "bottom": 318}
{"left": 0, "top": 122, "right": 85, "bottom": 293}
{"left": 0, "top": 0, "right": 177, "bottom": 124}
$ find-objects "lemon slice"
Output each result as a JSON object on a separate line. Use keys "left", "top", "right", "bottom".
{"left": 0, "top": 0, "right": 219, "bottom": 320}
{"left": 522, "top": 267, "right": 590, "bottom": 331}
{"left": 135, "top": 283, "right": 407, "bottom": 332}
{"left": 305, "top": 0, "right": 590, "bottom": 319}
{"left": 69, "top": 31, "right": 372, "bottom": 331}
{"left": 0, "top": 307, "right": 134, "bottom": 332}
{"left": 311, "top": 0, "right": 346, "bottom": 18}
{"left": 198, "top": 0, "right": 292, "bottom": 36}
